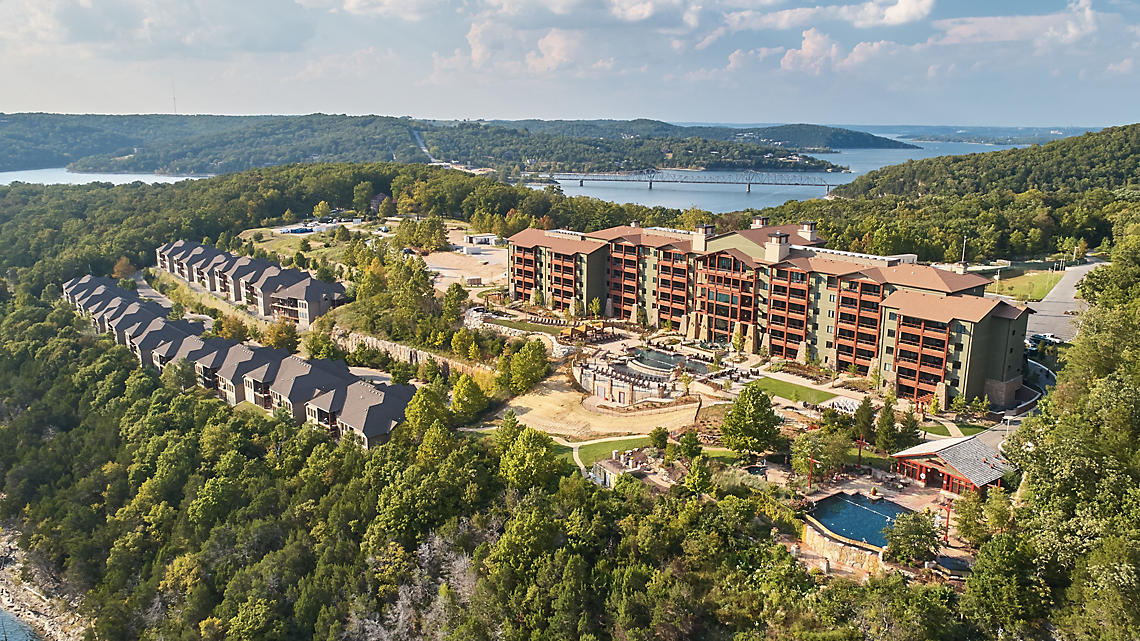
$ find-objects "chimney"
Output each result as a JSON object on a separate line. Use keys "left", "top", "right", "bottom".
{"left": 765, "top": 232, "right": 790, "bottom": 263}
{"left": 692, "top": 223, "right": 713, "bottom": 252}
{"left": 751, "top": 216, "right": 770, "bottom": 229}
{"left": 630, "top": 220, "right": 640, "bottom": 228}
{"left": 798, "top": 220, "right": 818, "bottom": 243}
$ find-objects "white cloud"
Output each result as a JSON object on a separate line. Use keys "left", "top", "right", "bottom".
{"left": 286, "top": 46, "right": 399, "bottom": 82}
{"left": 1106, "top": 57, "right": 1134, "bottom": 73}
{"left": 725, "top": 0, "right": 934, "bottom": 33}
{"left": 931, "top": 1, "right": 1098, "bottom": 49}
{"left": 300, "top": 0, "right": 448, "bottom": 20}
{"left": 525, "top": 28, "right": 584, "bottom": 72}
{"left": 780, "top": 28, "right": 840, "bottom": 74}
{"left": 609, "top": 0, "right": 680, "bottom": 21}
{"left": 837, "top": 39, "right": 898, "bottom": 69}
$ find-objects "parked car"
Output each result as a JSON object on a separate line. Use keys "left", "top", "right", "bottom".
{"left": 742, "top": 463, "right": 768, "bottom": 477}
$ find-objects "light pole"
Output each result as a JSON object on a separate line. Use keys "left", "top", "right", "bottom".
{"left": 943, "top": 498, "right": 954, "bottom": 543}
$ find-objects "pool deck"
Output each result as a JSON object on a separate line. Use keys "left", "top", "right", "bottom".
{"left": 785, "top": 469, "right": 977, "bottom": 575}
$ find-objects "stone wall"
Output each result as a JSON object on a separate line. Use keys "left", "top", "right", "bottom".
{"left": 802, "top": 519, "right": 884, "bottom": 575}
{"left": 333, "top": 330, "right": 492, "bottom": 378}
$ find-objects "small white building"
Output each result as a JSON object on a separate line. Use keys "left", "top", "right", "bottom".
{"left": 464, "top": 233, "right": 499, "bottom": 245}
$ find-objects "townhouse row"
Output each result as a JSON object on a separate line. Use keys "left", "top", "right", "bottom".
{"left": 63, "top": 275, "right": 412, "bottom": 448}
{"left": 508, "top": 218, "right": 1031, "bottom": 408}
{"left": 155, "top": 240, "right": 346, "bottom": 329}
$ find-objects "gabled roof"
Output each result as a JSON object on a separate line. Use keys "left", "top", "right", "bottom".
{"left": 222, "top": 256, "right": 273, "bottom": 282}
{"left": 272, "top": 277, "right": 346, "bottom": 302}
{"left": 267, "top": 355, "right": 354, "bottom": 402}
{"left": 585, "top": 226, "right": 694, "bottom": 252}
{"left": 336, "top": 381, "right": 415, "bottom": 438}
{"left": 782, "top": 256, "right": 867, "bottom": 277}
{"left": 893, "top": 435, "right": 1014, "bottom": 487}
{"left": 508, "top": 228, "right": 608, "bottom": 255}
{"left": 880, "top": 290, "right": 1029, "bottom": 324}
{"left": 862, "top": 264, "right": 990, "bottom": 294}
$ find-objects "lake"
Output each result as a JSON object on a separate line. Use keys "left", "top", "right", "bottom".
{"left": 549, "top": 138, "right": 1021, "bottom": 213}
{"left": 0, "top": 609, "right": 37, "bottom": 641}
{"left": 0, "top": 167, "right": 201, "bottom": 186}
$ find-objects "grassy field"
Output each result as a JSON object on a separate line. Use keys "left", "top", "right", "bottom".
{"left": 986, "top": 270, "right": 1063, "bottom": 301}
{"left": 923, "top": 422, "right": 951, "bottom": 436}
{"left": 486, "top": 317, "right": 562, "bottom": 335}
{"left": 956, "top": 422, "right": 990, "bottom": 436}
{"left": 751, "top": 377, "right": 837, "bottom": 404}
{"left": 578, "top": 436, "right": 652, "bottom": 467}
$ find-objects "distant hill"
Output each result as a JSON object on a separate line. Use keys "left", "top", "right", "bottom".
{"left": 832, "top": 124, "right": 1140, "bottom": 197}
{"left": 480, "top": 119, "right": 917, "bottom": 150}
{"left": 0, "top": 113, "right": 845, "bottom": 176}
{"left": 0, "top": 113, "right": 273, "bottom": 172}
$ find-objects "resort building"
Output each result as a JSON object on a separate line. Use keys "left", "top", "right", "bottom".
{"left": 63, "top": 275, "right": 410, "bottom": 447}
{"left": 509, "top": 219, "right": 1031, "bottom": 407}
{"left": 155, "top": 240, "right": 346, "bottom": 329}
{"left": 891, "top": 435, "right": 1014, "bottom": 495}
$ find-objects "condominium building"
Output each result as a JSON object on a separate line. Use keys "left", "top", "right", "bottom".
{"left": 509, "top": 219, "right": 1030, "bottom": 407}
{"left": 155, "top": 240, "right": 345, "bottom": 329}
{"left": 63, "top": 275, "right": 410, "bottom": 448}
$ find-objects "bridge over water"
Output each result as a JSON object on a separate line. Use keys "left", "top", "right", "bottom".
{"left": 550, "top": 169, "right": 838, "bottom": 192}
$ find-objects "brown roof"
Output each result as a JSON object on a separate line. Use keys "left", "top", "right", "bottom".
{"left": 508, "top": 228, "right": 607, "bottom": 255}
{"left": 863, "top": 264, "right": 990, "bottom": 293}
{"left": 782, "top": 256, "right": 867, "bottom": 276}
{"left": 735, "top": 224, "right": 826, "bottom": 247}
{"left": 584, "top": 226, "right": 694, "bottom": 252}
{"left": 881, "top": 290, "right": 1027, "bottom": 324}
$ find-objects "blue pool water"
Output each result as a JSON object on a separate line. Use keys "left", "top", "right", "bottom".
{"left": 633, "top": 348, "right": 709, "bottom": 374}
{"left": 0, "top": 609, "right": 38, "bottom": 641}
{"left": 810, "top": 492, "right": 912, "bottom": 549}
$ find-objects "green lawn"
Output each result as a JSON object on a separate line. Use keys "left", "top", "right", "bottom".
{"left": 923, "top": 422, "right": 951, "bottom": 436}
{"left": 486, "top": 317, "right": 562, "bottom": 335}
{"left": 750, "top": 377, "right": 836, "bottom": 404}
{"left": 844, "top": 446, "right": 892, "bottom": 470}
{"left": 578, "top": 436, "right": 651, "bottom": 467}
{"left": 957, "top": 422, "right": 990, "bottom": 436}
{"left": 552, "top": 441, "right": 574, "bottom": 465}
{"left": 986, "top": 270, "right": 1063, "bottom": 301}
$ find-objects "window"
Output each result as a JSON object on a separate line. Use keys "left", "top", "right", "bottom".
{"left": 888, "top": 312, "right": 897, "bottom": 320}
{"left": 829, "top": 294, "right": 836, "bottom": 302}
{"left": 884, "top": 364, "right": 892, "bottom": 372}
{"left": 886, "top": 346, "right": 893, "bottom": 354}
{"left": 825, "top": 341, "right": 833, "bottom": 348}
{"left": 887, "top": 329, "right": 895, "bottom": 337}
{"left": 828, "top": 309, "right": 835, "bottom": 318}
{"left": 826, "top": 326, "right": 833, "bottom": 333}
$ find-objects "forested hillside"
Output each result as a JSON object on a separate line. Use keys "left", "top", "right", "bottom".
{"left": 481, "top": 119, "right": 918, "bottom": 149}
{"left": 0, "top": 113, "right": 270, "bottom": 171}
{"left": 0, "top": 142, "right": 1138, "bottom": 638}
{"left": 833, "top": 124, "right": 1140, "bottom": 197}
{"left": 1, "top": 114, "right": 850, "bottom": 177}
{"left": 421, "top": 123, "right": 838, "bottom": 172}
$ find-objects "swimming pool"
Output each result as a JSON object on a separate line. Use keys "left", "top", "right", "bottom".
{"left": 809, "top": 492, "right": 912, "bottom": 549}
{"left": 633, "top": 348, "right": 709, "bottom": 374}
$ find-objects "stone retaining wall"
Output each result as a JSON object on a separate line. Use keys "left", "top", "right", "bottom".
{"left": 802, "top": 519, "right": 884, "bottom": 575}
{"left": 333, "top": 331, "right": 493, "bottom": 378}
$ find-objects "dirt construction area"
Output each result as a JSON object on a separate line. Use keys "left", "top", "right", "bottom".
{"left": 424, "top": 228, "right": 509, "bottom": 292}
{"left": 501, "top": 372, "right": 700, "bottom": 439}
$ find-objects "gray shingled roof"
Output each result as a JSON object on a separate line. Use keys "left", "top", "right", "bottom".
{"left": 273, "top": 277, "right": 346, "bottom": 302}
{"left": 893, "top": 435, "right": 1014, "bottom": 487}
{"left": 337, "top": 381, "right": 414, "bottom": 438}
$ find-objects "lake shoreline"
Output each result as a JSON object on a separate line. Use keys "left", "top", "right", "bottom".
{"left": 0, "top": 523, "right": 89, "bottom": 641}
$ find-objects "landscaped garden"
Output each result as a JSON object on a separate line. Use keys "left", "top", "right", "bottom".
{"left": 750, "top": 376, "right": 837, "bottom": 404}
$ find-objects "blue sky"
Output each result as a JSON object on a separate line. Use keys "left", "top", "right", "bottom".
{"left": 1, "top": 0, "right": 1137, "bottom": 126}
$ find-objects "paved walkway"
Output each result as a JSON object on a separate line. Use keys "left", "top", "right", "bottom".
{"left": 1025, "top": 257, "right": 1106, "bottom": 342}
{"left": 133, "top": 273, "right": 171, "bottom": 311}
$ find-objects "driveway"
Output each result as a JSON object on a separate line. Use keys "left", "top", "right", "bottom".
{"left": 1025, "top": 258, "right": 1105, "bottom": 342}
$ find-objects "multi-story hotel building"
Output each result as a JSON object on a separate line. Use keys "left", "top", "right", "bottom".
{"left": 509, "top": 218, "right": 1030, "bottom": 407}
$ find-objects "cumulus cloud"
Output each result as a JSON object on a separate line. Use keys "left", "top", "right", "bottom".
{"left": 725, "top": 0, "right": 934, "bottom": 33}
{"left": 525, "top": 28, "right": 584, "bottom": 72}
{"left": 780, "top": 28, "right": 840, "bottom": 74}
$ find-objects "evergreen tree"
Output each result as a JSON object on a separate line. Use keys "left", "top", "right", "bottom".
{"left": 854, "top": 395, "right": 875, "bottom": 442}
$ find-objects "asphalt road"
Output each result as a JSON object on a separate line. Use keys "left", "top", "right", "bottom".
{"left": 1025, "top": 258, "right": 1106, "bottom": 342}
